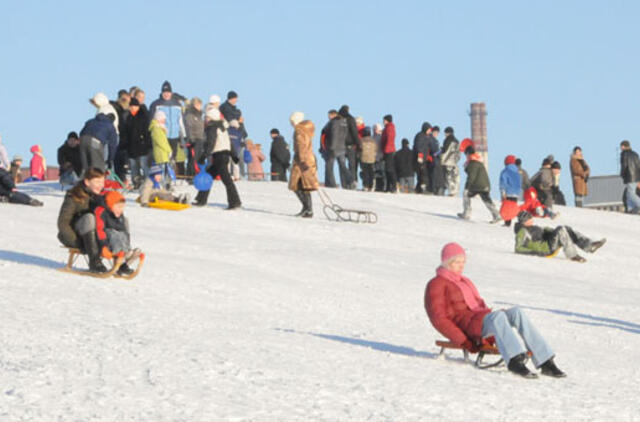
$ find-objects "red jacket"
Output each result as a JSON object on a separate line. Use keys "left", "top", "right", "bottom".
{"left": 381, "top": 122, "right": 396, "bottom": 154}
{"left": 520, "top": 186, "right": 546, "bottom": 217}
{"left": 424, "top": 275, "right": 491, "bottom": 345}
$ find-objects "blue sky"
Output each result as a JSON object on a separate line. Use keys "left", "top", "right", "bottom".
{"left": 2, "top": 0, "right": 639, "bottom": 201}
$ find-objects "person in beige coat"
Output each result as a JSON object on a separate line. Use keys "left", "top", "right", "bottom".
{"left": 288, "top": 112, "right": 318, "bottom": 217}
{"left": 570, "top": 146, "right": 590, "bottom": 207}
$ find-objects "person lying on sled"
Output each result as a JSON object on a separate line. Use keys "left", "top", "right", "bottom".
{"left": 424, "top": 242, "right": 566, "bottom": 378}
{"left": 514, "top": 211, "right": 605, "bottom": 263}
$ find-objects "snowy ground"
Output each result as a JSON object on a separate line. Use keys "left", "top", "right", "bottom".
{"left": 1, "top": 180, "right": 639, "bottom": 421}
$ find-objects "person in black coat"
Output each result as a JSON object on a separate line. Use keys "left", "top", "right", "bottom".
{"left": 620, "top": 140, "right": 640, "bottom": 212}
{"left": 324, "top": 112, "right": 352, "bottom": 188}
{"left": 0, "top": 167, "right": 42, "bottom": 205}
{"left": 57, "top": 131, "right": 82, "bottom": 185}
{"left": 121, "top": 98, "right": 152, "bottom": 188}
{"left": 413, "top": 122, "right": 432, "bottom": 193}
{"left": 394, "top": 138, "right": 415, "bottom": 192}
{"left": 339, "top": 105, "right": 360, "bottom": 188}
{"left": 269, "top": 129, "right": 290, "bottom": 182}
{"left": 219, "top": 91, "right": 248, "bottom": 138}
{"left": 427, "top": 126, "right": 445, "bottom": 194}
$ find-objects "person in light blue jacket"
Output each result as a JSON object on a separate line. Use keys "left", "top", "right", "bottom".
{"left": 499, "top": 155, "right": 522, "bottom": 226}
{"left": 149, "top": 81, "right": 186, "bottom": 175}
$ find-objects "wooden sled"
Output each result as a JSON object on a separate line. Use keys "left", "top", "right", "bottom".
{"left": 147, "top": 198, "right": 191, "bottom": 211}
{"left": 436, "top": 340, "right": 532, "bottom": 370}
{"left": 58, "top": 247, "right": 144, "bottom": 279}
{"left": 318, "top": 189, "right": 378, "bottom": 224}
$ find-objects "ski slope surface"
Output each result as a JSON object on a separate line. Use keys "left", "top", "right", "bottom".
{"left": 1, "top": 181, "right": 639, "bottom": 421}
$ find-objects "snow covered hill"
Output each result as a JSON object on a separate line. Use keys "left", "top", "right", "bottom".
{"left": 1, "top": 181, "right": 639, "bottom": 421}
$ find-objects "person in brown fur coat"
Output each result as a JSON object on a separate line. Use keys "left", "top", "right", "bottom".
{"left": 288, "top": 112, "right": 318, "bottom": 217}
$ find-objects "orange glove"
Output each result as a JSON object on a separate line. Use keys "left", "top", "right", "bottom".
{"left": 101, "top": 246, "right": 113, "bottom": 259}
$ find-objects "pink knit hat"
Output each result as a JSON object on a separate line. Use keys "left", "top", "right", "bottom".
{"left": 441, "top": 242, "right": 465, "bottom": 264}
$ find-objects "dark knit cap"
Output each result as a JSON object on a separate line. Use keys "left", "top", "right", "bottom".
{"left": 67, "top": 131, "right": 79, "bottom": 140}
{"left": 551, "top": 161, "right": 561, "bottom": 170}
{"left": 161, "top": 81, "right": 172, "bottom": 93}
{"left": 444, "top": 126, "right": 454, "bottom": 134}
{"left": 383, "top": 114, "right": 393, "bottom": 122}
{"left": 270, "top": 128, "right": 280, "bottom": 135}
{"left": 227, "top": 90, "right": 238, "bottom": 100}
{"left": 432, "top": 125, "right": 440, "bottom": 132}
{"left": 129, "top": 98, "right": 140, "bottom": 106}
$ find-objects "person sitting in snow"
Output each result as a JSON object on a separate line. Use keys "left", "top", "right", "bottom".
{"left": 94, "top": 190, "right": 141, "bottom": 276}
{"left": 499, "top": 155, "right": 522, "bottom": 227}
{"left": 137, "top": 164, "right": 187, "bottom": 206}
{"left": 514, "top": 211, "right": 605, "bottom": 263}
{"left": 425, "top": 242, "right": 567, "bottom": 378}
{"left": 520, "top": 186, "right": 557, "bottom": 219}
{"left": 0, "top": 166, "right": 43, "bottom": 206}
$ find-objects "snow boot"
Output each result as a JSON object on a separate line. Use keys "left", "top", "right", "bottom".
{"left": 570, "top": 255, "right": 586, "bottom": 263}
{"left": 301, "top": 192, "right": 313, "bottom": 218}
{"left": 192, "top": 190, "right": 209, "bottom": 206}
{"left": 82, "top": 232, "right": 107, "bottom": 274}
{"left": 89, "top": 258, "right": 108, "bottom": 274}
{"left": 587, "top": 238, "right": 606, "bottom": 253}
{"left": 117, "top": 263, "right": 134, "bottom": 276}
{"left": 294, "top": 191, "right": 306, "bottom": 216}
{"left": 457, "top": 212, "right": 470, "bottom": 220}
{"left": 540, "top": 358, "right": 566, "bottom": 378}
{"left": 29, "top": 198, "right": 44, "bottom": 206}
{"left": 507, "top": 353, "right": 538, "bottom": 379}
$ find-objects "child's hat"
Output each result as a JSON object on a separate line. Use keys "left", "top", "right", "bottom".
{"left": 105, "top": 191, "right": 125, "bottom": 210}
{"left": 148, "top": 165, "right": 163, "bottom": 177}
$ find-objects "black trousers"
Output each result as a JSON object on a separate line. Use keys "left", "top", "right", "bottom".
{"left": 415, "top": 162, "right": 429, "bottom": 193}
{"left": 383, "top": 153, "right": 397, "bottom": 192}
{"left": 361, "top": 163, "right": 375, "bottom": 190}
{"left": 202, "top": 152, "right": 241, "bottom": 207}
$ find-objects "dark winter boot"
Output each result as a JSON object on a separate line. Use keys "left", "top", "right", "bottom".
{"left": 507, "top": 353, "right": 538, "bottom": 379}
{"left": 587, "top": 238, "right": 606, "bottom": 253}
{"left": 117, "top": 263, "right": 134, "bottom": 276}
{"left": 82, "top": 232, "right": 107, "bottom": 274}
{"left": 540, "top": 358, "right": 566, "bottom": 378}
{"left": 294, "top": 191, "right": 306, "bottom": 216}
{"left": 29, "top": 198, "right": 44, "bottom": 206}
{"left": 301, "top": 192, "right": 313, "bottom": 218}
{"left": 192, "top": 190, "right": 210, "bottom": 206}
{"left": 570, "top": 255, "right": 586, "bottom": 263}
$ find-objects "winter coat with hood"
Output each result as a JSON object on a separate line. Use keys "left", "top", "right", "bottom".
{"left": 122, "top": 106, "right": 152, "bottom": 159}
{"left": 80, "top": 114, "right": 118, "bottom": 164}
{"left": 57, "top": 182, "right": 103, "bottom": 247}
{"left": 464, "top": 154, "right": 490, "bottom": 192}
{"left": 413, "top": 123, "right": 430, "bottom": 160}
{"left": 326, "top": 116, "right": 348, "bottom": 155}
{"left": 219, "top": 101, "right": 248, "bottom": 138}
{"left": 620, "top": 148, "right": 640, "bottom": 184}
{"left": 440, "top": 134, "right": 460, "bottom": 167}
{"left": 57, "top": 142, "right": 82, "bottom": 176}
{"left": 94, "top": 204, "right": 129, "bottom": 250}
{"left": 394, "top": 142, "right": 415, "bottom": 178}
{"left": 246, "top": 145, "right": 266, "bottom": 180}
{"left": 424, "top": 271, "right": 492, "bottom": 345}
{"left": 531, "top": 167, "right": 554, "bottom": 192}
{"left": 289, "top": 121, "right": 319, "bottom": 192}
{"left": 499, "top": 164, "right": 522, "bottom": 198}
{"left": 270, "top": 135, "right": 291, "bottom": 175}
{"left": 29, "top": 145, "right": 46, "bottom": 180}
{"left": 205, "top": 110, "right": 232, "bottom": 156}
{"left": 149, "top": 119, "right": 172, "bottom": 165}
{"left": 570, "top": 155, "right": 590, "bottom": 196}
{"left": 338, "top": 107, "right": 359, "bottom": 148}
{"left": 149, "top": 95, "right": 185, "bottom": 140}
{"left": 91, "top": 93, "right": 119, "bottom": 133}
{"left": 184, "top": 105, "right": 205, "bottom": 142}
{"left": 381, "top": 122, "right": 396, "bottom": 154}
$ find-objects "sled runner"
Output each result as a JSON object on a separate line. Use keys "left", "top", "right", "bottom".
{"left": 436, "top": 340, "right": 532, "bottom": 370}
{"left": 317, "top": 189, "right": 378, "bottom": 224}
{"left": 58, "top": 247, "right": 145, "bottom": 279}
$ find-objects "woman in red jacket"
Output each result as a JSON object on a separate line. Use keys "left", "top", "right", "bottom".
{"left": 424, "top": 243, "right": 566, "bottom": 378}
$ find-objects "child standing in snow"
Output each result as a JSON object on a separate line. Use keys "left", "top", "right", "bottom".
{"left": 30, "top": 145, "right": 46, "bottom": 181}
{"left": 94, "top": 191, "right": 141, "bottom": 276}
{"left": 499, "top": 155, "right": 522, "bottom": 226}
{"left": 514, "top": 211, "right": 605, "bottom": 262}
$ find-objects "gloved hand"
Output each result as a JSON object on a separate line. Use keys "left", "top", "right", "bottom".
{"left": 101, "top": 246, "right": 113, "bottom": 259}
{"left": 462, "top": 339, "right": 480, "bottom": 353}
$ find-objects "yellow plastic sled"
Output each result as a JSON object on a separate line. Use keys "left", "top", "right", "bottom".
{"left": 545, "top": 249, "right": 561, "bottom": 258}
{"left": 147, "top": 198, "right": 191, "bottom": 211}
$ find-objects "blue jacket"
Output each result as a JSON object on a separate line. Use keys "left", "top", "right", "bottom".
{"left": 80, "top": 114, "right": 118, "bottom": 163}
{"left": 500, "top": 164, "right": 522, "bottom": 197}
{"left": 149, "top": 96, "right": 185, "bottom": 140}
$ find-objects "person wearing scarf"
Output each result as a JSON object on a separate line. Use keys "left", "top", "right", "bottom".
{"left": 424, "top": 242, "right": 566, "bottom": 378}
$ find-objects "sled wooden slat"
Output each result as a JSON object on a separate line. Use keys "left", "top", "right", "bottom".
{"left": 436, "top": 340, "right": 532, "bottom": 370}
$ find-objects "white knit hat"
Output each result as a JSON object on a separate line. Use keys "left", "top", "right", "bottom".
{"left": 154, "top": 110, "right": 166, "bottom": 121}
{"left": 289, "top": 111, "right": 304, "bottom": 127}
{"left": 355, "top": 116, "right": 364, "bottom": 126}
{"left": 208, "top": 94, "right": 221, "bottom": 104}
{"left": 90, "top": 92, "right": 109, "bottom": 107}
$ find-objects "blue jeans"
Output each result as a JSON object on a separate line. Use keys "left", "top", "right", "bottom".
{"left": 624, "top": 182, "right": 640, "bottom": 211}
{"left": 129, "top": 155, "right": 150, "bottom": 181}
{"left": 481, "top": 307, "right": 554, "bottom": 368}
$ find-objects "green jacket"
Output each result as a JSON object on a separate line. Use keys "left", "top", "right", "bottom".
{"left": 464, "top": 159, "right": 490, "bottom": 192}
{"left": 150, "top": 120, "right": 172, "bottom": 164}
{"left": 514, "top": 223, "right": 553, "bottom": 256}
